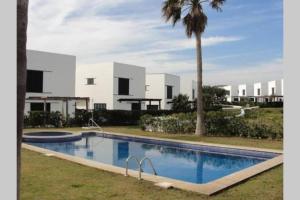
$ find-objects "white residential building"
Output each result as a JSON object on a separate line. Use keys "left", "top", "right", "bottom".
{"left": 218, "top": 85, "right": 232, "bottom": 102}
{"left": 25, "top": 50, "right": 80, "bottom": 117}
{"left": 76, "top": 62, "right": 146, "bottom": 110}
{"left": 146, "top": 73, "right": 180, "bottom": 110}
{"left": 238, "top": 84, "right": 247, "bottom": 98}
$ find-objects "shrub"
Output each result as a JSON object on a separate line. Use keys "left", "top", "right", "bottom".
{"left": 139, "top": 111, "right": 282, "bottom": 139}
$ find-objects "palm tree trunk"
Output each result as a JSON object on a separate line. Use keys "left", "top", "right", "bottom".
{"left": 17, "top": 0, "right": 28, "bottom": 199}
{"left": 195, "top": 33, "right": 205, "bottom": 136}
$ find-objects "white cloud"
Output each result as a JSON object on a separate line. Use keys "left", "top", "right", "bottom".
{"left": 181, "top": 58, "right": 284, "bottom": 85}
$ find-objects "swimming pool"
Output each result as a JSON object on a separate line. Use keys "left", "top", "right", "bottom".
{"left": 26, "top": 132, "right": 279, "bottom": 184}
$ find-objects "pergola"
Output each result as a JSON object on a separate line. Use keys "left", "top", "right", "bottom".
{"left": 118, "top": 98, "right": 162, "bottom": 110}
{"left": 26, "top": 96, "right": 90, "bottom": 122}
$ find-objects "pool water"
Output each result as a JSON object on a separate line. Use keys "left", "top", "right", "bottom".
{"left": 28, "top": 134, "right": 271, "bottom": 184}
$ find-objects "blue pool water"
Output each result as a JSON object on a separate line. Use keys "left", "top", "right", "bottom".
{"left": 27, "top": 133, "right": 276, "bottom": 184}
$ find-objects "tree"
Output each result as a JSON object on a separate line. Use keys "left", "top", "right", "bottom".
{"left": 171, "top": 94, "right": 191, "bottom": 111}
{"left": 17, "top": 0, "right": 28, "bottom": 199}
{"left": 162, "top": 0, "right": 225, "bottom": 135}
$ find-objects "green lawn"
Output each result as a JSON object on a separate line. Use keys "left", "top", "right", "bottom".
{"left": 21, "top": 149, "right": 282, "bottom": 200}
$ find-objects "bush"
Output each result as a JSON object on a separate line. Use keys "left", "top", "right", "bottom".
{"left": 24, "top": 111, "right": 65, "bottom": 128}
{"left": 139, "top": 111, "right": 282, "bottom": 139}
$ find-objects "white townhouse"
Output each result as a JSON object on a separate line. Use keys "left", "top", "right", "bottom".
{"left": 180, "top": 77, "right": 197, "bottom": 100}
{"left": 146, "top": 73, "right": 180, "bottom": 110}
{"left": 76, "top": 62, "right": 147, "bottom": 111}
{"left": 25, "top": 50, "right": 87, "bottom": 118}
{"left": 267, "top": 79, "right": 284, "bottom": 102}
{"left": 238, "top": 84, "right": 247, "bottom": 97}
{"left": 218, "top": 85, "right": 232, "bottom": 102}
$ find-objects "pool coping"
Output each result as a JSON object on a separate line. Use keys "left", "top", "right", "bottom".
{"left": 22, "top": 130, "right": 283, "bottom": 195}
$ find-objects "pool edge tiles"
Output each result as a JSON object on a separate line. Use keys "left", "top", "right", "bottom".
{"left": 22, "top": 131, "right": 283, "bottom": 195}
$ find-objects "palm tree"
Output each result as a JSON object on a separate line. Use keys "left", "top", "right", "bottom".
{"left": 162, "top": 0, "right": 225, "bottom": 135}
{"left": 17, "top": 0, "right": 29, "bottom": 199}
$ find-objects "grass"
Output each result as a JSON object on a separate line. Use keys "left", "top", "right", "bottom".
{"left": 21, "top": 149, "right": 283, "bottom": 200}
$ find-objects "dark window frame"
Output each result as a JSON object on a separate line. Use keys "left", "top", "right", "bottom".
{"left": 30, "top": 102, "right": 50, "bottom": 112}
{"left": 26, "top": 70, "right": 43, "bottom": 93}
{"left": 166, "top": 85, "right": 173, "bottom": 99}
{"left": 94, "top": 103, "right": 106, "bottom": 111}
{"left": 257, "top": 88, "right": 261, "bottom": 96}
{"left": 118, "top": 78, "right": 130, "bottom": 95}
{"left": 86, "top": 78, "right": 95, "bottom": 85}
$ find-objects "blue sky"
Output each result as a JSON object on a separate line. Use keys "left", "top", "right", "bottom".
{"left": 28, "top": 0, "right": 283, "bottom": 85}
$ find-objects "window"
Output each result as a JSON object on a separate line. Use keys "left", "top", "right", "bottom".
{"left": 118, "top": 78, "right": 129, "bottom": 95}
{"left": 26, "top": 70, "right": 43, "bottom": 93}
{"left": 257, "top": 88, "right": 261, "bottom": 96}
{"left": 192, "top": 89, "right": 195, "bottom": 99}
{"left": 87, "top": 78, "right": 95, "bottom": 85}
{"left": 94, "top": 103, "right": 106, "bottom": 111}
{"left": 242, "top": 89, "right": 245, "bottom": 96}
{"left": 234, "top": 97, "right": 239, "bottom": 102}
{"left": 225, "top": 90, "right": 230, "bottom": 96}
{"left": 30, "top": 103, "right": 50, "bottom": 112}
{"left": 167, "top": 85, "right": 173, "bottom": 99}
{"left": 272, "top": 87, "right": 275, "bottom": 95}
{"left": 145, "top": 85, "right": 150, "bottom": 91}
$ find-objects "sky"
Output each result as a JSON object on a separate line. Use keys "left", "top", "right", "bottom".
{"left": 27, "top": 0, "right": 283, "bottom": 85}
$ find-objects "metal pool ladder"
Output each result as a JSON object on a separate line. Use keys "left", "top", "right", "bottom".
{"left": 125, "top": 156, "right": 157, "bottom": 180}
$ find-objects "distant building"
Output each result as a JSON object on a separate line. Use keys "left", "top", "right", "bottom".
{"left": 146, "top": 73, "right": 180, "bottom": 110}
{"left": 219, "top": 79, "right": 284, "bottom": 103}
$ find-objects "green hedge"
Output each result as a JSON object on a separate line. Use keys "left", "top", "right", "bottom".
{"left": 140, "top": 111, "right": 282, "bottom": 139}
{"left": 24, "top": 111, "right": 65, "bottom": 128}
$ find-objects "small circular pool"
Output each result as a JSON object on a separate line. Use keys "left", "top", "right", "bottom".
{"left": 23, "top": 131, "right": 82, "bottom": 143}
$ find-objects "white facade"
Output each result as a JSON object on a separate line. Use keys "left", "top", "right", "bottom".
{"left": 76, "top": 62, "right": 146, "bottom": 110}
{"left": 180, "top": 77, "right": 197, "bottom": 100}
{"left": 25, "top": 50, "right": 76, "bottom": 116}
{"left": 146, "top": 73, "right": 180, "bottom": 110}
{"left": 238, "top": 84, "right": 247, "bottom": 97}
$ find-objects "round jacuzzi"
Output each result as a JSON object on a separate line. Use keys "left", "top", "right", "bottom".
{"left": 22, "top": 131, "right": 82, "bottom": 143}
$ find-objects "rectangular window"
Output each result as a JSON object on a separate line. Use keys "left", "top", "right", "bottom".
{"left": 167, "top": 85, "right": 173, "bottom": 99}
{"left": 242, "top": 89, "right": 245, "bottom": 96}
{"left": 118, "top": 78, "right": 129, "bottom": 95}
{"left": 272, "top": 87, "right": 275, "bottom": 95}
{"left": 94, "top": 103, "right": 106, "bottom": 111}
{"left": 257, "top": 88, "right": 261, "bottom": 96}
{"left": 145, "top": 85, "right": 150, "bottom": 91}
{"left": 30, "top": 103, "right": 50, "bottom": 112}
{"left": 26, "top": 70, "right": 43, "bottom": 93}
{"left": 87, "top": 78, "right": 95, "bottom": 85}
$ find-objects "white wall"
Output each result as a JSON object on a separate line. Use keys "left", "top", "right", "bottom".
{"left": 238, "top": 84, "right": 247, "bottom": 96}
{"left": 254, "top": 82, "right": 262, "bottom": 96}
{"left": 112, "top": 62, "right": 146, "bottom": 110}
{"left": 25, "top": 50, "right": 76, "bottom": 116}
{"left": 180, "top": 78, "right": 196, "bottom": 100}
{"left": 146, "top": 73, "right": 180, "bottom": 110}
{"left": 268, "top": 80, "right": 277, "bottom": 95}
{"left": 76, "top": 63, "right": 114, "bottom": 109}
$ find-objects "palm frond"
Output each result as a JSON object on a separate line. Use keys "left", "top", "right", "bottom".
{"left": 162, "top": 0, "right": 182, "bottom": 26}
{"left": 210, "top": 0, "right": 225, "bottom": 12}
